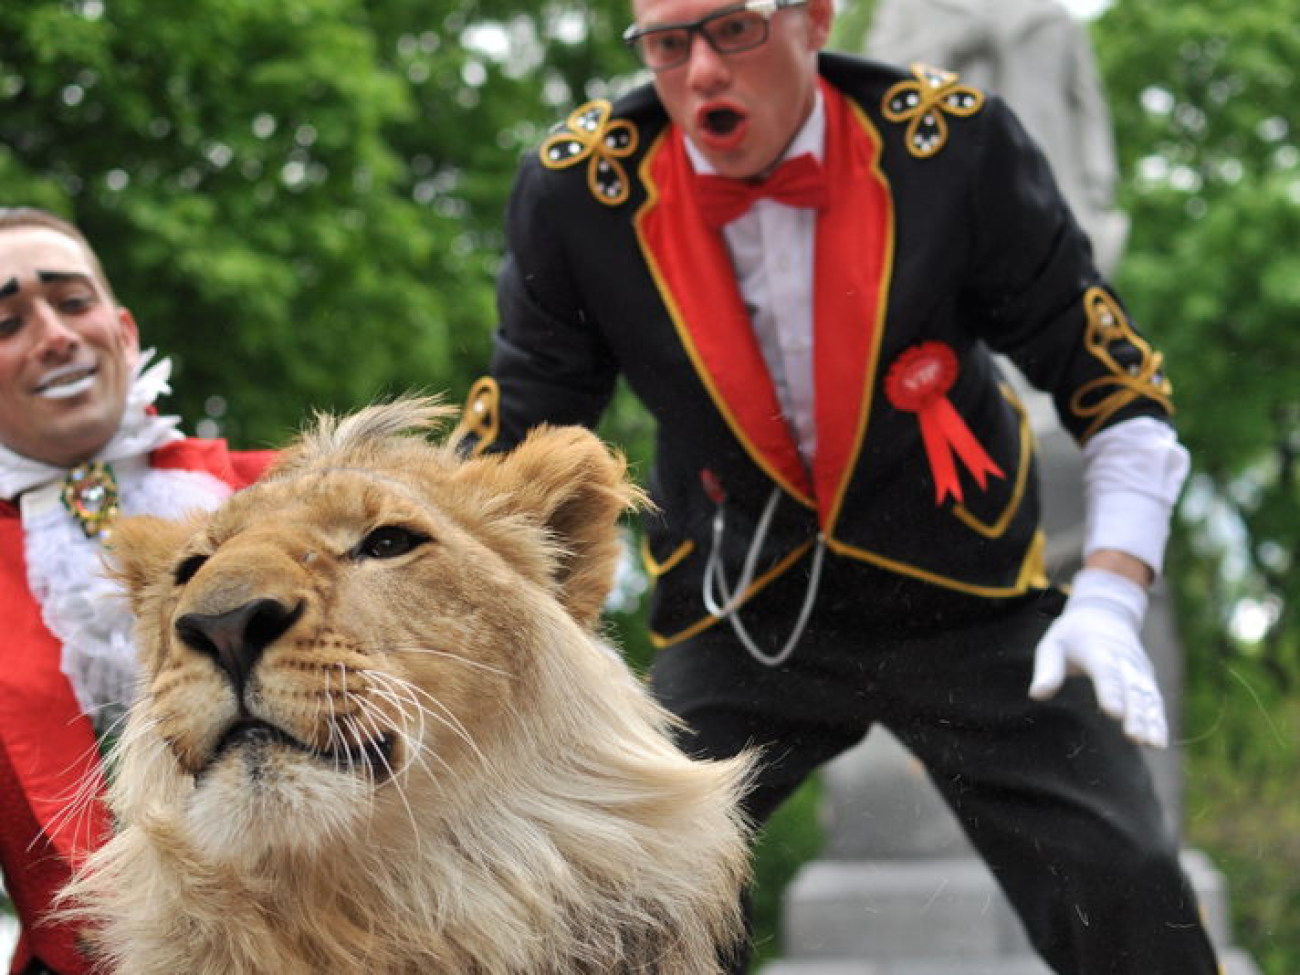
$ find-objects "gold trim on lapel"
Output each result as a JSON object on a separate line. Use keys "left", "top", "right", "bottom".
{"left": 826, "top": 528, "right": 1048, "bottom": 598}
{"left": 815, "top": 91, "right": 896, "bottom": 538}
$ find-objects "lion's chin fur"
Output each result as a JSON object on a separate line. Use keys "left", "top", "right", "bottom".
{"left": 60, "top": 399, "right": 754, "bottom": 975}
{"left": 69, "top": 621, "right": 752, "bottom": 975}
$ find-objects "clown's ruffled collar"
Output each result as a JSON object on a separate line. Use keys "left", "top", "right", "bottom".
{"left": 2, "top": 352, "right": 232, "bottom": 729}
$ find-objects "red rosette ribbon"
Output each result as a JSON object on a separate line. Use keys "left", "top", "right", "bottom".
{"left": 885, "top": 342, "right": 1004, "bottom": 504}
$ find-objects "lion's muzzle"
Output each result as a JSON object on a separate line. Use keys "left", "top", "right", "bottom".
{"left": 176, "top": 597, "right": 305, "bottom": 696}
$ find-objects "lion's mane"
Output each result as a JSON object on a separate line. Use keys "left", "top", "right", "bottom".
{"left": 63, "top": 398, "right": 752, "bottom": 974}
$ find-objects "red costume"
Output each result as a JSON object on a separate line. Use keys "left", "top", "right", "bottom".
{"left": 0, "top": 439, "right": 273, "bottom": 974}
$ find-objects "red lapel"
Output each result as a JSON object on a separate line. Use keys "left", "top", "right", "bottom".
{"left": 812, "top": 82, "right": 894, "bottom": 533}
{"left": 634, "top": 82, "right": 893, "bottom": 525}
{"left": 151, "top": 438, "right": 276, "bottom": 487}
{"left": 636, "top": 127, "right": 815, "bottom": 505}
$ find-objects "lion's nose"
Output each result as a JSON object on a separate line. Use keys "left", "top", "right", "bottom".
{"left": 175, "top": 598, "right": 304, "bottom": 693}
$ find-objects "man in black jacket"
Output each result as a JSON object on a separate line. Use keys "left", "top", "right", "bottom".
{"left": 463, "top": 0, "right": 1220, "bottom": 970}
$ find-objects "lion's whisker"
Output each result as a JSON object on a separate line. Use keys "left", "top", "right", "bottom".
{"left": 366, "top": 699, "right": 446, "bottom": 790}
{"left": 320, "top": 669, "right": 340, "bottom": 774}
{"left": 341, "top": 714, "right": 365, "bottom": 781}
{"left": 355, "top": 683, "right": 427, "bottom": 780}
{"left": 350, "top": 697, "right": 424, "bottom": 856}
{"left": 362, "top": 670, "right": 488, "bottom": 771}
{"left": 327, "top": 666, "right": 363, "bottom": 782}
{"left": 40, "top": 704, "right": 156, "bottom": 856}
{"left": 359, "top": 685, "right": 443, "bottom": 779}
{"left": 356, "top": 676, "right": 459, "bottom": 786}
{"left": 363, "top": 669, "right": 476, "bottom": 741}
{"left": 369, "top": 642, "right": 516, "bottom": 681}
{"left": 361, "top": 670, "right": 444, "bottom": 734}
{"left": 39, "top": 768, "right": 107, "bottom": 856}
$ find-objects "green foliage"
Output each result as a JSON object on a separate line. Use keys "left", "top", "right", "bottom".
{"left": 750, "top": 778, "right": 824, "bottom": 966}
{"left": 827, "top": 0, "right": 878, "bottom": 55}
{"left": 1173, "top": 529, "right": 1300, "bottom": 974}
{"left": 1099, "top": 0, "right": 1299, "bottom": 475}
{"left": 0, "top": 0, "right": 636, "bottom": 448}
{"left": 1096, "top": 1, "right": 1300, "bottom": 969}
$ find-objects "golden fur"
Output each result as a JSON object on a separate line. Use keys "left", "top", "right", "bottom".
{"left": 63, "top": 398, "right": 753, "bottom": 974}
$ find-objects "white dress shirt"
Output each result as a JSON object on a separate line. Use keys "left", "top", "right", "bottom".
{"left": 686, "top": 91, "right": 826, "bottom": 468}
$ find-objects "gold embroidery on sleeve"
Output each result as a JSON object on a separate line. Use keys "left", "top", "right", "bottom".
{"left": 454, "top": 376, "right": 501, "bottom": 458}
{"left": 1070, "top": 287, "right": 1174, "bottom": 440}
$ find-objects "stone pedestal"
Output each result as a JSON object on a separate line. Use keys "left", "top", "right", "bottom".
{"left": 758, "top": 373, "right": 1260, "bottom": 975}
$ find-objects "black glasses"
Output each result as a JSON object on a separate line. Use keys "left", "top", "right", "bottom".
{"left": 623, "top": 0, "right": 809, "bottom": 72}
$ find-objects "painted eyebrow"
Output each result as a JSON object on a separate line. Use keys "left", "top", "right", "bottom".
{"left": 37, "top": 270, "right": 96, "bottom": 287}
{"left": 0, "top": 278, "right": 16, "bottom": 299}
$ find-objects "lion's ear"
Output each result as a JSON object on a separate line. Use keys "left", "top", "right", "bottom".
{"left": 106, "top": 515, "right": 197, "bottom": 610}
{"left": 478, "top": 426, "right": 641, "bottom": 629}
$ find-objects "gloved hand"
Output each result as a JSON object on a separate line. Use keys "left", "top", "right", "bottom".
{"left": 1029, "top": 567, "right": 1168, "bottom": 749}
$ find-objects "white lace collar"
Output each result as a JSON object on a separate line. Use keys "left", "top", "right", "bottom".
{"left": 6, "top": 354, "right": 233, "bottom": 731}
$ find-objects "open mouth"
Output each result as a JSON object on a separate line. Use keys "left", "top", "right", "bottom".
{"left": 209, "top": 719, "right": 396, "bottom": 779}
{"left": 703, "top": 107, "right": 743, "bottom": 136}
{"left": 695, "top": 102, "right": 749, "bottom": 151}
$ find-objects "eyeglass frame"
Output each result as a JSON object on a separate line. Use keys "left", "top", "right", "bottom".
{"left": 622, "top": 0, "right": 810, "bottom": 72}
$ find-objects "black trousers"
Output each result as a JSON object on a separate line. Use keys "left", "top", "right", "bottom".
{"left": 649, "top": 563, "right": 1220, "bottom": 975}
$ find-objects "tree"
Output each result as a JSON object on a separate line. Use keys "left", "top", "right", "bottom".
{"left": 1095, "top": 1, "right": 1300, "bottom": 968}
{"left": 0, "top": 0, "right": 634, "bottom": 447}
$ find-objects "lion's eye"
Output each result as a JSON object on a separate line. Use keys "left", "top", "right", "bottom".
{"left": 353, "top": 525, "right": 428, "bottom": 560}
{"left": 174, "top": 554, "right": 208, "bottom": 585}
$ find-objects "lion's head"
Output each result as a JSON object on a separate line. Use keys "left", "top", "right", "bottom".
{"left": 65, "top": 397, "right": 752, "bottom": 975}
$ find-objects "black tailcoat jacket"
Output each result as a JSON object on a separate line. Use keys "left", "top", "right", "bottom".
{"left": 469, "top": 53, "right": 1176, "bottom": 648}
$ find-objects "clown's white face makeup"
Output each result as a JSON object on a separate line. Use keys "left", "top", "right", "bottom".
{"left": 0, "top": 227, "right": 139, "bottom": 468}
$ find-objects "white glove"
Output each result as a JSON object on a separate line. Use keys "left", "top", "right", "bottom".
{"left": 1029, "top": 568, "right": 1168, "bottom": 749}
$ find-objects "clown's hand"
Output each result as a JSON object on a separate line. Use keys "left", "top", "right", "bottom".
{"left": 1030, "top": 567, "right": 1168, "bottom": 749}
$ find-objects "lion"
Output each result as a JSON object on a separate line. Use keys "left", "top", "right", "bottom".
{"left": 62, "top": 397, "right": 753, "bottom": 975}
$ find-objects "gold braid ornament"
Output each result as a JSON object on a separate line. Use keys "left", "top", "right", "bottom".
{"left": 1070, "top": 287, "right": 1174, "bottom": 440}
{"left": 539, "top": 100, "right": 639, "bottom": 207}
{"left": 882, "top": 63, "right": 985, "bottom": 159}
{"left": 455, "top": 376, "right": 501, "bottom": 458}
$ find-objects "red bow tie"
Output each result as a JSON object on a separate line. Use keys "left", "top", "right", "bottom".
{"left": 694, "top": 153, "right": 829, "bottom": 228}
